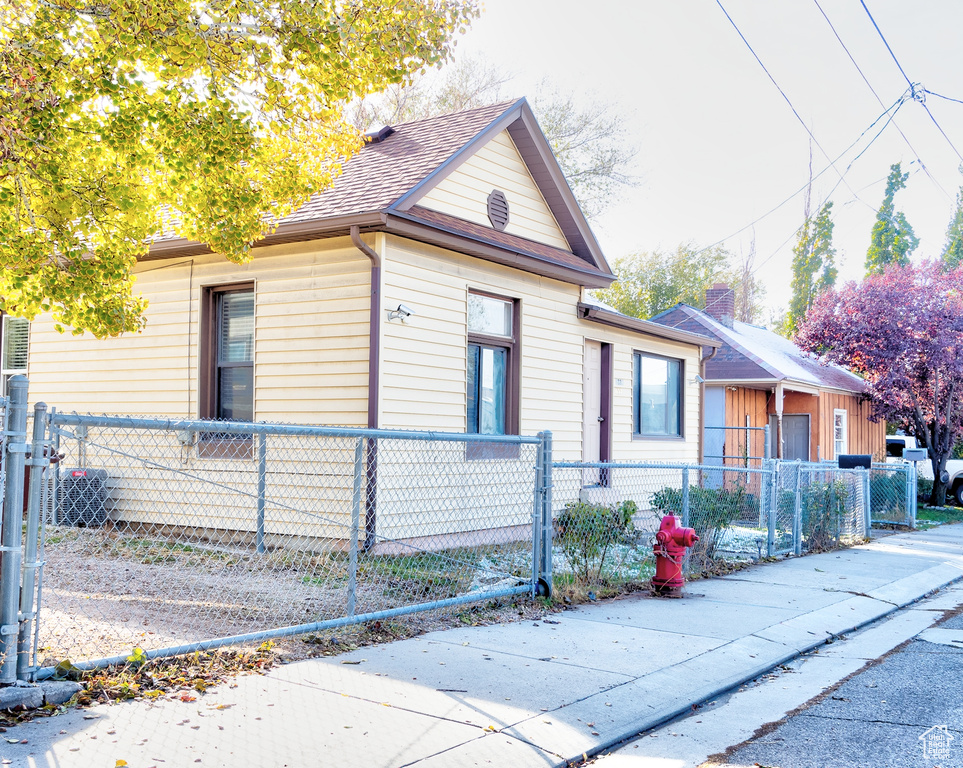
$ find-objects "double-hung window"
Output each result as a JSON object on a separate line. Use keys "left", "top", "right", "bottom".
{"left": 0, "top": 315, "right": 28, "bottom": 396}
{"left": 200, "top": 284, "right": 254, "bottom": 456}
{"left": 633, "top": 352, "right": 682, "bottom": 438}
{"left": 834, "top": 409, "right": 848, "bottom": 458}
{"left": 467, "top": 292, "right": 518, "bottom": 438}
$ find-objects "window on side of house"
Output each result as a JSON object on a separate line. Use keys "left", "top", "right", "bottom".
{"left": 834, "top": 408, "right": 848, "bottom": 458}
{"left": 0, "top": 315, "right": 28, "bottom": 397}
{"left": 466, "top": 292, "right": 519, "bottom": 458}
{"left": 200, "top": 284, "right": 254, "bottom": 456}
{"left": 633, "top": 352, "right": 682, "bottom": 438}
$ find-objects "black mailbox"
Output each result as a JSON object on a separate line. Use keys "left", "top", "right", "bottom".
{"left": 838, "top": 454, "right": 872, "bottom": 469}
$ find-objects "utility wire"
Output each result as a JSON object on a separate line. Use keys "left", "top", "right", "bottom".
{"left": 699, "top": 93, "right": 906, "bottom": 254}
{"left": 813, "top": 0, "right": 949, "bottom": 199}
{"left": 641, "top": 98, "right": 911, "bottom": 334}
{"left": 923, "top": 89, "right": 963, "bottom": 107}
{"left": 716, "top": 0, "right": 864, "bottom": 204}
{"left": 860, "top": 0, "right": 963, "bottom": 163}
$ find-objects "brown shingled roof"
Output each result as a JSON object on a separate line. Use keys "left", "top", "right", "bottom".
{"left": 148, "top": 99, "right": 613, "bottom": 286}
{"left": 285, "top": 101, "right": 518, "bottom": 223}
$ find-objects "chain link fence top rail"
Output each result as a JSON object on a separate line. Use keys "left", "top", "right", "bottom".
{"left": 34, "top": 414, "right": 544, "bottom": 674}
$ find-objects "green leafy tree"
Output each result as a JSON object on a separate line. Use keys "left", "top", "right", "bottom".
{"left": 784, "top": 201, "right": 837, "bottom": 336}
{"left": 349, "top": 54, "right": 637, "bottom": 219}
{"left": 865, "top": 163, "right": 919, "bottom": 275}
{"left": 594, "top": 244, "right": 764, "bottom": 322}
{"left": 942, "top": 183, "right": 963, "bottom": 269}
{"left": 0, "top": 0, "right": 477, "bottom": 337}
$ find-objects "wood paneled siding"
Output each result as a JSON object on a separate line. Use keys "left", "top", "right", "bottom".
{"left": 723, "top": 387, "right": 769, "bottom": 465}
{"left": 28, "top": 239, "right": 373, "bottom": 424}
{"left": 819, "top": 392, "right": 884, "bottom": 461}
{"left": 418, "top": 130, "right": 571, "bottom": 251}
{"left": 379, "top": 235, "right": 702, "bottom": 464}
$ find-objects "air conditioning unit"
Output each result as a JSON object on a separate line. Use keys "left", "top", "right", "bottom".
{"left": 58, "top": 468, "right": 109, "bottom": 527}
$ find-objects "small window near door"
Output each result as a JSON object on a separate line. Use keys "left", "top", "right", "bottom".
{"left": 466, "top": 292, "right": 519, "bottom": 459}
{"left": 466, "top": 292, "right": 518, "bottom": 436}
{"left": 633, "top": 352, "right": 682, "bottom": 438}
{"left": 833, "top": 409, "right": 848, "bottom": 458}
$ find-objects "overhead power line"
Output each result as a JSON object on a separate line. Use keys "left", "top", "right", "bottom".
{"left": 716, "top": 0, "right": 864, "bottom": 204}
{"left": 699, "top": 92, "right": 907, "bottom": 254}
{"left": 812, "top": 0, "right": 949, "bottom": 199}
{"left": 860, "top": 0, "right": 963, "bottom": 163}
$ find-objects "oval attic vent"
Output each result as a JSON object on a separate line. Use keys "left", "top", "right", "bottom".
{"left": 487, "top": 189, "right": 509, "bottom": 231}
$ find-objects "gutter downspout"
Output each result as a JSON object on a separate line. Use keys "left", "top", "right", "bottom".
{"left": 698, "top": 345, "right": 719, "bottom": 465}
{"left": 351, "top": 226, "right": 381, "bottom": 550}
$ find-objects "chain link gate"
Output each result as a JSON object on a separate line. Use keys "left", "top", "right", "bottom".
{"left": 19, "top": 413, "right": 551, "bottom": 680}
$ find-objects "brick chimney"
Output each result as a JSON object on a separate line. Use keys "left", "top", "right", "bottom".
{"left": 705, "top": 283, "right": 735, "bottom": 328}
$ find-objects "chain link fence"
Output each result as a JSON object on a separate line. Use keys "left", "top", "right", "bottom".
{"left": 28, "top": 413, "right": 547, "bottom": 678}
{"left": 0, "top": 377, "right": 918, "bottom": 683}
{"left": 551, "top": 459, "right": 881, "bottom": 597}
{"left": 869, "top": 462, "right": 916, "bottom": 527}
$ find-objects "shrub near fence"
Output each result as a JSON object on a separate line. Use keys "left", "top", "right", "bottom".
{"left": 551, "top": 460, "right": 884, "bottom": 597}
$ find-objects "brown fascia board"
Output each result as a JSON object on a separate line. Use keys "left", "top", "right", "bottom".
{"left": 140, "top": 210, "right": 614, "bottom": 289}
{"left": 390, "top": 98, "right": 611, "bottom": 275}
{"left": 386, "top": 214, "right": 614, "bottom": 289}
{"left": 578, "top": 303, "right": 721, "bottom": 349}
{"left": 140, "top": 213, "right": 387, "bottom": 261}
{"left": 506, "top": 106, "right": 610, "bottom": 273}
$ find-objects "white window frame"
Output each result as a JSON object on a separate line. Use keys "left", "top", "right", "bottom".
{"left": 1, "top": 315, "right": 29, "bottom": 397}
{"left": 833, "top": 408, "right": 848, "bottom": 458}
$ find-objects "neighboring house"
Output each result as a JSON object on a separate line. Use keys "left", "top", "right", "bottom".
{"left": 651, "top": 285, "right": 884, "bottom": 465}
{"left": 19, "top": 100, "right": 719, "bottom": 541}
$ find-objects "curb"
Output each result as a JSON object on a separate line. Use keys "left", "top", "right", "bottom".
{"left": 0, "top": 680, "right": 82, "bottom": 712}
{"left": 562, "top": 565, "right": 963, "bottom": 767}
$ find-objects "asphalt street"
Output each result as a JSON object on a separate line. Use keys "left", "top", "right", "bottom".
{"left": 717, "top": 610, "right": 963, "bottom": 768}
{"left": 591, "top": 581, "right": 963, "bottom": 768}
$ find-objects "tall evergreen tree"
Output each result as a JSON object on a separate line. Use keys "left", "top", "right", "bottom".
{"left": 784, "top": 202, "right": 837, "bottom": 337}
{"left": 942, "top": 184, "right": 963, "bottom": 268}
{"left": 865, "top": 163, "right": 919, "bottom": 275}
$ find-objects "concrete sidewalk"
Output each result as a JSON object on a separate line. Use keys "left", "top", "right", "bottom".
{"left": 6, "top": 525, "right": 963, "bottom": 768}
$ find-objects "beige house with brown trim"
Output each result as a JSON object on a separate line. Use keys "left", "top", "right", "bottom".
{"left": 24, "top": 100, "right": 718, "bottom": 477}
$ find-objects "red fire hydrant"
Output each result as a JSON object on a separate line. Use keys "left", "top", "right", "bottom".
{"left": 652, "top": 515, "right": 698, "bottom": 596}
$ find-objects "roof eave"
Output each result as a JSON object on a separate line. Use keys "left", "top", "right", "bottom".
{"left": 703, "top": 377, "right": 866, "bottom": 397}
{"left": 578, "top": 303, "right": 721, "bottom": 348}
{"left": 140, "top": 212, "right": 388, "bottom": 261}
{"left": 386, "top": 215, "right": 614, "bottom": 289}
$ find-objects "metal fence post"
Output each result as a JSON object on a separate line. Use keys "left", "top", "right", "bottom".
{"left": 347, "top": 438, "right": 364, "bottom": 617}
{"left": 863, "top": 470, "right": 872, "bottom": 538}
{"left": 536, "top": 431, "right": 553, "bottom": 597}
{"left": 0, "top": 376, "right": 29, "bottom": 684}
{"left": 793, "top": 464, "right": 803, "bottom": 556}
{"left": 765, "top": 460, "right": 776, "bottom": 557}
{"left": 764, "top": 424, "right": 771, "bottom": 461}
{"left": 681, "top": 466, "right": 690, "bottom": 528}
{"left": 256, "top": 435, "right": 267, "bottom": 554}
{"left": 908, "top": 462, "right": 917, "bottom": 528}
{"left": 18, "top": 403, "right": 47, "bottom": 681}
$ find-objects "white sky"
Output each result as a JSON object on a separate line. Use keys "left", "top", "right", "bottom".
{"left": 454, "top": 0, "right": 963, "bottom": 319}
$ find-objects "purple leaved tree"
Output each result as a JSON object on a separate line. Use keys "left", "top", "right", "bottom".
{"left": 796, "top": 261, "right": 963, "bottom": 506}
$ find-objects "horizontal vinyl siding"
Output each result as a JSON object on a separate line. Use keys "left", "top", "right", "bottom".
{"left": 28, "top": 238, "right": 372, "bottom": 425}
{"left": 419, "top": 131, "right": 571, "bottom": 250}
{"left": 379, "top": 236, "right": 702, "bottom": 464}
